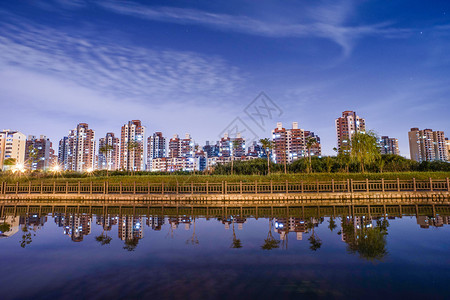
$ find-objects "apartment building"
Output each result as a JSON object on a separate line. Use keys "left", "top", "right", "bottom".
{"left": 408, "top": 128, "right": 448, "bottom": 162}
{"left": 98, "top": 132, "right": 120, "bottom": 170}
{"left": 379, "top": 136, "right": 400, "bottom": 155}
{"left": 59, "top": 123, "right": 96, "bottom": 172}
{"left": 120, "top": 120, "right": 145, "bottom": 171}
{"left": 0, "top": 129, "right": 27, "bottom": 170}
{"left": 25, "top": 135, "right": 53, "bottom": 170}
{"left": 335, "top": 111, "right": 366, "bottom": 152}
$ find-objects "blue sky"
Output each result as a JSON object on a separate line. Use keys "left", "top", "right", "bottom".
{"left": 0, "top": 0, "right": 449, "bottom": 156}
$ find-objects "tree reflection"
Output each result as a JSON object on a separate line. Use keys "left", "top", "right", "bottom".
{"left": 342, "top": 217, "right": 389, "bottom": 261}
{"left": 261, "top": 218, "right": 280, "bottom": 250}
{"left": 123, "top": 237, "right": 139, "bottom": 251}
{"left": 230, "top": 219, "right": 242, "bottom": 249}
{"left": 307, "top": 219, "right": 322, "bottom": 251}
{"left": 20, "top": 225, "right": 32, "bottom": 248}
{"left": 95, "top": 233, "right": 112, "bottom": 246}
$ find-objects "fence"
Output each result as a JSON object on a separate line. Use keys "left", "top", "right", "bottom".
{"left": 0, "top": 178, "right": 449, "bottom": 195}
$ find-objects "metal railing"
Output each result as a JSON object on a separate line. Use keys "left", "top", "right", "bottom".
{"left": 0, "top": 178, "right": 449, "bottom": 195}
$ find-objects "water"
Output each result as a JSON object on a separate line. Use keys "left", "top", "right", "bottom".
{"left": 1, "top": 202, "right": 450, "bottom": 299}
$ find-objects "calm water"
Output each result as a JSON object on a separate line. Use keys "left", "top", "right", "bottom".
{"left": 1, "top": 202, "right": 450, "bottom": 299}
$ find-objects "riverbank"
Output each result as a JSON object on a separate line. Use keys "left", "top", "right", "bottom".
{"left": 1, "top": 171, "right": 450, "bottom": 184}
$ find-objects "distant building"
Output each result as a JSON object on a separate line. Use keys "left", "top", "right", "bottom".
{"left": 408, "top": 128, "right": 448, "bottom": 162}
{"left": 335, "top": 111, "right": 366, "bottom": 152}
{"left": 168, "top": 134, "right": 181, "bottom": 158}
{"left": 25, "top": 135, "right": 53, "bottom": 170}
{"left": 0, "top": 129, "right": 26, "bottom": 170}
{"left": 59, "top": 123, "right": 96, "bottom": 172}
{"left": 180, "top": 133, "right": 194, "bottom": 158}
{"left": 147, "top": 132, "right": 166, "bottom": 159}
{"left": 63, "top": 214, "right": 91, "bottom": 242}
{"left": 219, "top": 133, "right": 245, "bottom": 158}
{"left": 120, "top": 120, "right": 145, "bottom": 171}
{"left": 203, "top": 141, "right": 220, "bottom": 158}
{"left": 98, "top": 132, "right": 120, "bottom": 170}
{"left": 272, "top": 122, "right": 321, "bottom": 164}
{"left": 247, "top": 141, "right": 266, "bottom": 158}
{"left": 378, "top": 136, "right": 400, "bottom": 155}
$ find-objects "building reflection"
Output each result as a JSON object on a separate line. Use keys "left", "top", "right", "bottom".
{"left": 64, "top": 214, "right": 91, "bottom": 242}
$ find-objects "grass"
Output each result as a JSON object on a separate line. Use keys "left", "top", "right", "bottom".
{"left": 1, "top": 171, "right": 450, "bottom": 184}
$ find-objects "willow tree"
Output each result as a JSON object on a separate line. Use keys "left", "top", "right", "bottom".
{"left": 350, "top": 131, "right": 380, "bottom": 173}
{"left": 259, "top": 138, "right": 273, "bottom": 175}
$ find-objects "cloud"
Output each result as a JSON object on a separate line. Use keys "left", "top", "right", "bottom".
{"left": 0, "top": 13, "right": 244, "bottom": 105}
{"left": 97, "top": 0, "right": 412, "bottom": 57}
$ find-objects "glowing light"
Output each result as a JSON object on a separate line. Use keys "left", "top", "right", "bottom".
{"left": 86, "top": 168, "right": 94, "bottom": 173}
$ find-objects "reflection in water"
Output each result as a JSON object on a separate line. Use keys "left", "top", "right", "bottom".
{"left": 1, "top": 203, "right": 449, "bottom": 261}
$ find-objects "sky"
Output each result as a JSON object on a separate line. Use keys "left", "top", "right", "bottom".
{"left": 0, "top": 0, "right": 449, "bottom": 157}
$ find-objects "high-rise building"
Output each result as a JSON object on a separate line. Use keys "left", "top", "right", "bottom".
{"left": 446, "top": 138, "right": 450, "bottom": 158}
{"left": 25, "top": 135, "right": 53, "bottom": 170}
{"left": 272, "top": 122, "right": 321, "bottom": 164}
{"left": 0, "top": 129, "right": 26, "bottom": 170}
{"left": 147, "top": 132, "right": 166, "bottom": 169}
{"left": 203, "top": 141, "right": 220, "bottom": 158}
{"left": 120, "top": 120, "right": 145, "bottom": 171}
{"left": 378, "top": 136, "right": 399, "bottom": 155}
{"left": 168, "top": 134, "right": 181, "bottom": 158}
{"left": 247, "top": 141, "right": 266, "bottom": 158}
{"left": 408, "top": 128, "right": 448, "bottom": 162}
{"left": 335, "top": 111, "right": 366, "bottom": 152}
{"left": 219, "top": 133, "right": 245, "bottom": 158}
{"left": 59, "top": 123, "right": 96, "bottom": 172}
{"left": 180, "top": 133, "right": 194, "bottom": 158}
{"left": 98, "top": 132, "right": 120, "bottom": 170}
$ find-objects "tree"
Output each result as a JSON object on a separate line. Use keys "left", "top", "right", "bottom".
{"left": 95, "top": 233, "right": 112, "bottom": 246}
{"left": 306, "top": 137, "right": 318, "bottom": 173}
{"left": 186, "top": 218, "right": 199, "bottom": 245}
{"left": 259, "top": 138, "right": 273, "bottom": 175}
{"left": 99, "top": 144, "right": 114, "bottom": 176}
{"left": 26, "top": 145, "right": 39, "bottom": 171}
{"left": 230, "top": 140, "right": 240, "bottom": 176}
{"left": 307, "top": 219, "right": 322, "bottom": 251}
{"left": 261, "top": 218, "right": 280, "bottom": 250}
{"left": 20, "top": 225, "right": 33, "bottom": 248}
{"left": 328, "top": 217, "right": 337, "bottom": 232}
{"left": 350, "top": 131, "right": 380, "bottom": 173}
{"left": 123, "top": 237, "right": 139, "bottom": 251}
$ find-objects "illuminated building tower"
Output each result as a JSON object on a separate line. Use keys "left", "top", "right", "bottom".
{"left": 98, "top": 132, "right": 120, "bottom": 170}
{"left": 120, "top": 120, "right": 145, "bottom": 171}
{"left": 180, "top": 133, "right": 194, "bottom": 158}
{"left": 272, "top": 122, "right": 321, "bottom": 164}
{"left": 168, "top": 134, "right": 181, "bottom": 158}
{"left": 147, "top": 216, "right": 165, "bottom": 231}
{"left": 147, "top": 132, "right": 166, "bottom": 170}
{"left": 219, "top": 133, "right": 245, "bottom": 158}
{"left": 25, "top": 135, "right": 52, "bottom": 171}
{"left": 0, "top": 129, "right": 26, "bottom": 171}
{"left": 408, "top": 128, "right": 448, "bottom": 162}
{"left": 203, "top": 141, "right": 220, "bottom": 158}
{"left": 219, "top": 133, "right": 231, "bottom": 157}
{"left": 247, "top": 141, "right": 266, "bottom": 158}
{"left": 63, "top": 214, "right": 92, "bottom": 242}
{"left": 378, "top": 136, "right": 400, "bottom": 155}
{"left": 335, "top": 111, "right": 366, "bottom": 152}
{"left": 60, "top": 123, "right": 95, "bottom": 172}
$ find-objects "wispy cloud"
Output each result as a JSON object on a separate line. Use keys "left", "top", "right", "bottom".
{"left": 0, "top": 12, "right": 244, "bottom": 104}
{"left": 97, "top": 0, "right": 411, "bottom": 57}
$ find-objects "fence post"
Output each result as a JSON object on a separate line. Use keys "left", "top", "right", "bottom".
{"left": 222, "top": 181, "right": 224, "bottom": 195}
{"left": 366, "top": 178, "right": 369, "bottom": 193}
{"left": 225, "top": 181, "right": 228, "bottom": 195}
{"left": 54, "top": 182, "right": 56, "bottom": 194}
{"left": 78, "top": 181, "right": 81, "bottom": 194}
{"left": 382, "top": 178, "right": 385, "bottom": 192}
{"left": 133, "top": 181, "right": 136, "bottom": 194}
{"left": 270, "top": 180, "right": 273, "bottom": 194}
{"left": 66, "top": 181, "right": 68, "bottom": 194}
{"left": 176, "top": 182, "right": 179, "bottom": 195}
{"left": 28, "top": 181, "right": 31, "bottom": 194}
{"left": 255, "top": 181, "right": 257, "bottom": 194}
{"left": 161, "top": 182, "right": 164, "bottom": 195}
{"left": 301, "top": 181, "right": 304, "bottom": 193}
{"left": 191, "top": 182, "right": 194, "bottom": 195}
{"left": 447, "top": 178, "right": 450, "bottom": 192}
{"left": 206, "top": 181, "right": 209, "bottom": 195}
{"left": 41, "top": 181, "right": 43, "bottom": 194}
{"left": 90, "top": 181, "right": 93, "bottom": 194}
{"left": 347, "top": 179, "right": 350, "bottom": 193}
{"left": 332, "top": 179, "right": 335, "bottom": 193}
{"left": 120, "top": 181, "right": 122, "bottom": 195}
{"left": 16, "top": 182, "right": 19, "bottom": 195}
{"left": 316, "top": 180, "right": 319, "bottom": 193}
{"left": 350, "top": 179, "right": 353, "bottom": 193}
{"left": 240, "top": 181, "right": 242, "bottom": 194}
{"left": 429, "top": 178, "right": 433, "bottom": 192}
{"left": 397, "top": 178, "right": 400, "bottom": 192}
{"left": 413, "top": 178, "right": 416, "bottom": 192}
{"left": 106, "top": 181, "right": 109, "bottom": 195}
{"left": 0, "top": 182, "right": 3, "bottom": 194}
{"left": 286, "top": 180, "right": 288, "bottom": 194}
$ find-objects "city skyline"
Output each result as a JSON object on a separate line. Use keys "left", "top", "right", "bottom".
{"left": 0, "top": 1, "right": 449, "bottom": 157}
